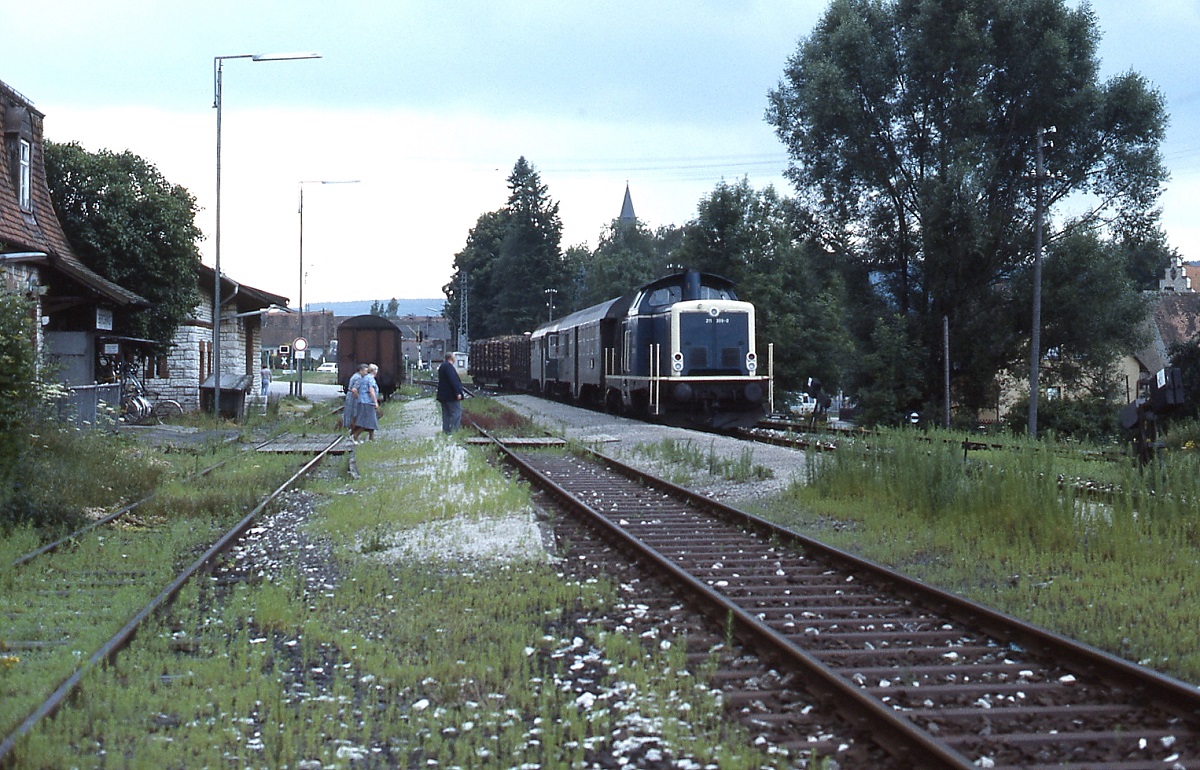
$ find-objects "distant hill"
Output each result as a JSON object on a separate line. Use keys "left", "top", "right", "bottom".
{"left": 305, "top": 299, "right": 446, "bottom": 317}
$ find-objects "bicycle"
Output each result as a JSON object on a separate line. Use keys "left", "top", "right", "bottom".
{"left": 112, "top": 362, "right": 185, "bottom": 424}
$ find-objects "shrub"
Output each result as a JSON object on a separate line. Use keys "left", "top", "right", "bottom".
{"left": 0, "top": 290, "right": 37, "bottom": 510}
{"left": 1004, "top": 395, "right": 1121, "bottom": 441}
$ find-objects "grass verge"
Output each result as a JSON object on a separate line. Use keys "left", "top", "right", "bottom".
{"left": 749, "top": 428, "right": 1200, "bottom": 682}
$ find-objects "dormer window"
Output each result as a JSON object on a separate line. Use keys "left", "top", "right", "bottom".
{"left": 18, "top": 138, "right": 31, "bottom": 211}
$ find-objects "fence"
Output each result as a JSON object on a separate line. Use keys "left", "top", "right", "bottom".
{"left": 56, "top": 383, "right": 122, "bottom": 429}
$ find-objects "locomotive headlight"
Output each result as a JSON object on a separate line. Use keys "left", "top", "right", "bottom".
{"left": 672, "top": 351, "right": 683, "bottom": 372}
{"left": 708, "top": 306, "right": 720, "bottom": 317}
{"left": 746, "top": 352, "right": 757, "bottom": 372}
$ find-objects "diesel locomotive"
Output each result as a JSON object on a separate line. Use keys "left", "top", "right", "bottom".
{"left": 470, "top": 270, "right": 770, "bottom": 429}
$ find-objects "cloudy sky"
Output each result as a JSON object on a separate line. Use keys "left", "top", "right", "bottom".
{"left": 4, "top": 1, "right": 1199, "bottom": 305}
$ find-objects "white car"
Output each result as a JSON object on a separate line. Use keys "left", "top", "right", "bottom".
{"left": 788, "top": 392, "right": 816, "bottom": 416}
{"left": 315, "top": 362, "right": 338, "bottom": 373}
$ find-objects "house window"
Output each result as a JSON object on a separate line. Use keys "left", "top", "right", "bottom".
{"left": 18, "top": 139, "right": 32, "bottom": 211}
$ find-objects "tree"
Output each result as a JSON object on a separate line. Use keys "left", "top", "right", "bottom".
{"left": 0, "top": 291, "right": 37, "bottom": 509}
{"left": 569, "top": 219, "right": 674, "bottom": 309}
{"left": 492, "top": 158, "right": 566, "bottom": 334}
{"left": 445, "top": 158, "right": 566, "bottom": 339}
{"left": 675, "top": 179, "right": 863, "bottom": 394}
{"left": 1113, "top": 225, "right": 1177, "bottom": 291}
{"left": 444, "top": 209, "right": 507, "bottom": 341}
{"left": 45, "top": 142, "right": 204, "bottom": 345}
{"left": 1016, "top": 231, "right": 1150, "bottom": 395}
{"left": 766, "top": 0, "right": 1168, "bottom": 416}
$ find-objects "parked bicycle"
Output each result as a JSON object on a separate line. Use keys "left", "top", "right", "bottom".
{"left": 112, "top": 362, "right": 184, "bottom": 424}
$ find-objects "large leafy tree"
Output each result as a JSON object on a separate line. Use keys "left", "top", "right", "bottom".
{"left": 766, "top": 0, "right": 1168, "bottom": 415}
{"left": 1016, "top": 231, "right": 1150, "bottom": 395}
{"left": 445, "top": 158, "right": 566, "bottom": 339}
{"left": 567, "top": 219, "right": 677, "bottom": 309}
{"left": 675, "top": 179, "right": 863, "bottom": 394}
{"left": 45, "top": 142, "right": 203, "bottom": 345}
{"left": 493, "top": 157, "right": 566, "bottom": 334}
{"left": 444, "top": 210, "right": 507, "bottom": 341}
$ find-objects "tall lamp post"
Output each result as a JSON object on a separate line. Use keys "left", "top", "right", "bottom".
{"left": 298, "top": 179, "right": 359, "bottom": 398}
{"left": 212, "top": 51, "right": 320, "bottom": 418}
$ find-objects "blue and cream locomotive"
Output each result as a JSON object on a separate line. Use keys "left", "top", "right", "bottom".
{"left": 471, "top": 270, "right": 770, "bottom": 429}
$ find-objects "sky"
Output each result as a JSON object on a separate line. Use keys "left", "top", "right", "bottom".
{"left": 3, "top": 1, "right": 1200, "bottom": 306}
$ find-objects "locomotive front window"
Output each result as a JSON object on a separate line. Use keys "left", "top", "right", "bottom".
{"left": 640, "top": 286, "right": 681, "bottom": 311}
{"left": 697, "top": 286, "right": 733, "bottom": 301}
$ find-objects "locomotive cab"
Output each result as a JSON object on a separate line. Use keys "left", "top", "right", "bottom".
{"left": 616, "top": 270, "right": 767, "bottom": 428}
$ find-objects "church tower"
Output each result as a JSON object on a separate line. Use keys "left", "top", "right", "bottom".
{"left": 618, "top": 182, "right": 636, "bottom": 228}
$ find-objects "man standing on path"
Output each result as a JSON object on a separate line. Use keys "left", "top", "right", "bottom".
{"left": 436, "top": 352, "right": 465, "bottom": 433}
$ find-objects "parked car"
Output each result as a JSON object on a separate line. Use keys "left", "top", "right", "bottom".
{"left": 788, "top": 392, "right": 816, "bottom": 416}
{"left": 316, "top": 362, "right": 338, "bottom": 373}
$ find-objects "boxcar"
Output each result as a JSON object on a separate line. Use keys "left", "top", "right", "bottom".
{"left": 336, "top": 315, "right": 404, "bottom": 399}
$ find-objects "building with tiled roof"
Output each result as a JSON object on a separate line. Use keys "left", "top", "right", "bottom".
{"left": 1117, "top": 257, "right": 1200, "bottom": 403}
{"left": 2, "top": 77, "right": 289, "bottom": 421}
{"left": 2, "top": 78, "right": 150, "bottom": 415}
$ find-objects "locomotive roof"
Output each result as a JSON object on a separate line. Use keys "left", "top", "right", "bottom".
{"left": 636, "top": 270, "right": 737, "bottom": 295}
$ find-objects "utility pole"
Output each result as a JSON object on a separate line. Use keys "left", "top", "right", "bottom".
{"left": 457, "top": 274, "right": 468, "bottom": 351}
{"left": 1027, "top": 126, "right": 1055, "bottom": 438}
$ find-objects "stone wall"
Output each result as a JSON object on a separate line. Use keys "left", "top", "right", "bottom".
{"left": 146, "top": 294, "right": 268, "bottom": 414}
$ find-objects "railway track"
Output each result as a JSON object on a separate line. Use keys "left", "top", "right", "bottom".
{"left": 484, "top": 431, "right": 1200, "bottom": 768}
{"left": 741, "top": 419, "right": 1138, "bottom": 507}
{"left": 0, "top": 434, "right": 350, "bottom": 763}
{"left": 748, "top": 416, "right": 1126, "bottom": 463}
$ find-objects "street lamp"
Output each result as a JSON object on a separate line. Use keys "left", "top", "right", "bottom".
{"left": 544, "top": 288, "right": 558, "bottom": 322}
{"left": 212, "top": 51, "right": 320, "bottom": 417}
{"left": 298, "top": 179, "right": 359, "bottom": 398}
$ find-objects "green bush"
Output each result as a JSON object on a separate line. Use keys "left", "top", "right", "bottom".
{"left": 1004, "top": 394, "right": 1121, "bottom": 441}
{"left": 0, "top": 290, "right": 37, "bottom": 511}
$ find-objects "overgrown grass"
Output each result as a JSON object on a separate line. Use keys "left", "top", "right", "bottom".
{"left": 751, "top": 427, "right": 1200, "bottom": 682}
{"left": 1, "top": 423, "right": 174, "bottom": 533}
{"left": 8, "top": 400, "right": 797, "bottom": 768}
{"left": 631, "top": 437, "right": 774, "bottom": 484}
{"left": 463, "top": 395, "right": 537, "bottom": 434}
{"left": 0, "top": 514, "right": 232, "bottom": 741}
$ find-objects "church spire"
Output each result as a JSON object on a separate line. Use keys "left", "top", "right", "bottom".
{"left": 618, "top": 182, "right": 636, "bottom": 227}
